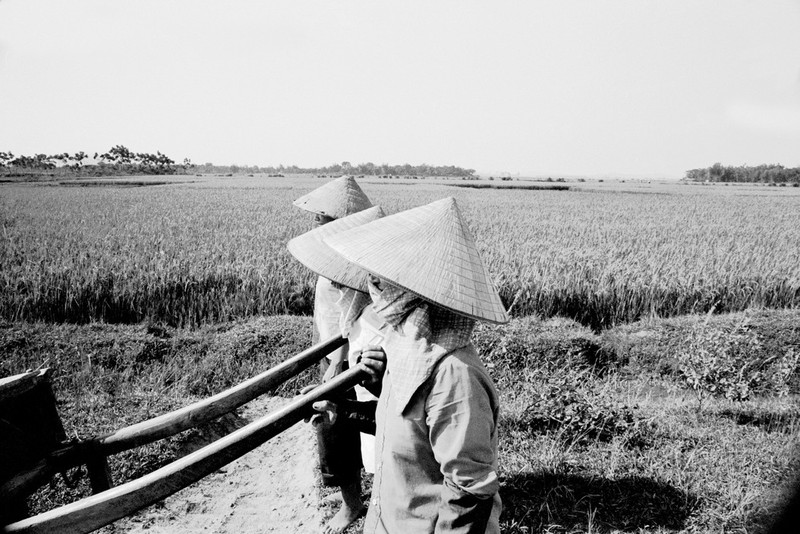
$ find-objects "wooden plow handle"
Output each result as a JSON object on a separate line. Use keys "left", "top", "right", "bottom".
{"left": 1, "top": 335, "right": 347, "bottom": 503}
{"left": 3, "top": 365, "right": 368, "bottom": 534}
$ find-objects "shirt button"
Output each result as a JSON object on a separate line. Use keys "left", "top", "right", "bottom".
{"left": 372, "top": 498, "right": 378, "bottom": 506}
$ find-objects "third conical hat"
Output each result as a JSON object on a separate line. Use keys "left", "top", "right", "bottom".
{"left": 324, "top": 197, "right": 509, "bottom": 324}
{"left": 287, "top": 206, "right": 385, "bottom": 292}
{"left": 292, "top": 175, "right": 373, "bottom": 219}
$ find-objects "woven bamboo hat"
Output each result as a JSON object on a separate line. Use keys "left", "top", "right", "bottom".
{"left": 287, "top": 205, "right": 386, "bottom": 292}
{"left": 292, "top": 175, "right": 373, "bottom": 219}
{"left": 324, "top": 197, "right": 509, "bottom": 324}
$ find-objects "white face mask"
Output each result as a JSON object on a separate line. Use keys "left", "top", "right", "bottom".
{"left": 335, "top": 285, "right": 372, "bottom": 337}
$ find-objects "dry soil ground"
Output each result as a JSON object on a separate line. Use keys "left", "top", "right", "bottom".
{"left": 102, "top": 397, "right": 325, "bottom": 534}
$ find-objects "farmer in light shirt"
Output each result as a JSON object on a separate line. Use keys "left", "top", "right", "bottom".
{"left": 334, "top": 283, "right": 384, "bottom": 473}
{"left": 288, "top": 205, "right": 387, "bottom": 475}
{"left": 323, "top": 197, "right": 508, "bottom": 534}
{"left": 291, "top": 176, "right": 373, "bottom": 533}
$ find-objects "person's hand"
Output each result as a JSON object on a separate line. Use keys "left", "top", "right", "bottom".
{"left": 296, "top": 385, "right": 336, "bottom": 427}
{"left": 297, "top": 384, "right": 326, "bottom": 426}
{"left": 307, "top": 400, "right": 338, "bottom": 428}
{"left": 357, "top": 345, "right": 386, "bottom": 388}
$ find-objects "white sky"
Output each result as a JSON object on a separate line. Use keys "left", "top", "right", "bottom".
{"left": 1, "top": 1, "right": 799, "bottom": 178}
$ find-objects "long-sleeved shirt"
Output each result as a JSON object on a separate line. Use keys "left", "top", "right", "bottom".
{"left": 344, "top": 305, "right": 384, "bottom": 472}
{"left": 313, "top": 276, "right": 344, "bottom": 350}
{"left": 363, "top": 343, "right": 502, "bottom": 534}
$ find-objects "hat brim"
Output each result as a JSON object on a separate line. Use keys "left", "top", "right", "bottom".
{"left": 287, "top": 205, "right": 385, "bottom": 292}
{"left": 324, "top": 197, "right": 509, "bottom": 324}
{"left": 292, "top": 175, "right": 372, "bottom": 219}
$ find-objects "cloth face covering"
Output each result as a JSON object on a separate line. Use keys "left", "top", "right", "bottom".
{"left": 367, "top": 279, "right": 475, "bottom": 413}
{"left": 367, "top": 279, "right": 423, "bottom": 328}
{"left": 336, "top": 287, "right": 372, "bottom": 337}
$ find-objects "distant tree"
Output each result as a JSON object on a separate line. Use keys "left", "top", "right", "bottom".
{"left": 35, "top": 154, "right": 55, "bottom": 169}
{"left": 50, "top": 153, "right": 70, "bottom": 166}
{"left": 685, "top": 163, "right": 799, "bottom": 184}
{"left": 0, "top": 151, "right": 13, "bottom": 168}
{"left": 70, "top": 151, "right": 87, "bottom": 169}
{"left": 7, "top": 153, "right": 54, "bottom": 169}
{"left": 100, "top": 145, "right": 134, "bottom": 164}
{"left": 9, "top": 155, "right": 34, "bottom": 168}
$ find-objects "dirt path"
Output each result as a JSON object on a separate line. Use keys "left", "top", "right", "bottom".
{"left": 106, "top": 397, "right": 324, "bottom": 534}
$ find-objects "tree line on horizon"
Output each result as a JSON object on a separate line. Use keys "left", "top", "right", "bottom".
{"left": 182, "top": 160, "right": 476, "bottom": 177}
{"left": 684, "top": 163, "right": 800, "bottom": 184}
{"left": 0, "top": 146, "right": 476, "bottom": 178}
{"left": 0, "top": 145, "right": 189, "bottom": 176}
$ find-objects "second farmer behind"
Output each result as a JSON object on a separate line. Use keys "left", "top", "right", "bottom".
{"left": 292, "top": 175, "right": 373, "bottom": 533}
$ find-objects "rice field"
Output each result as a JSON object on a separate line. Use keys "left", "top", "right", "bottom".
{"left": 1, "top": 175, "right": 799, "bottom": 329}
{"left": 3, "top": 175, "right": 800, "bottom": 533}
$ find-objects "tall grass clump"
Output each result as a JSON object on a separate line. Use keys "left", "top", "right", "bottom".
{"left": 489, "top": 311, "right": 800, "bottom": 533}
{"left": 676, "top": 314, "right": 800, "bottom": 409}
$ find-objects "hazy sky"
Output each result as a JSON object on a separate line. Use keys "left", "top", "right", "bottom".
{"left": 1, "top": 1, "right": 799, "bottom": 178}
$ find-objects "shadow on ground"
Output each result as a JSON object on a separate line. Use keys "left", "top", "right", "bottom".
{"left": 499, "top": 471, "right": 697, "bottom": 533}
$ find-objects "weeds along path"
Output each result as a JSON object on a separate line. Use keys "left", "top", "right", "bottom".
{"left": 102, "top": 396, "right": 323, "bottom": 534}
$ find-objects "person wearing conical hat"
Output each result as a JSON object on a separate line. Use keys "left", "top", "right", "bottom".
{"left": 293, "top": 174, "right": 373, "bottom": 224}
{"left": 323, "top": 197, "right": 507, "bottom": 534}
{"left": 291, "top": 176, "right": 373, "bottom": 534}
{"left": 288, "top": 206, "right": 388, "bottom": 533}
{"left": 293, "top": 175, "right": 373, "bottom": 356}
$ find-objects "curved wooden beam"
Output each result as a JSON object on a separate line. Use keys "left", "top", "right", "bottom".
{"left": 0, "top": 335, "right": 345, "bottom": 501}
{"left": 97, "top": 334, "right": 346, "bottom": 455}
{"left": 4, "top": 366, "right": 367, "bottom": 534}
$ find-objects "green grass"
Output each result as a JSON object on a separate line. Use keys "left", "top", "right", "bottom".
{"left": 485, "top": 311, "right": 800, "bottom": 533}
{"left": 496, "top": 378, "right": 800, "bottom": 533}
{"left": 4, "top": 310, "right": 799, "bottom": 532}
{"left": 598, "top": 307, "right": 800, "bottom": 380}
{"left": 3, "top": 174, "right": 800, "bottom": 530}
{"left": 2, "top": 175, "right": 799, "bottom": 329}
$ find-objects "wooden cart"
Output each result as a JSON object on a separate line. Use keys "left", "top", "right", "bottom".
{"left": 1, "top": 369, "right": 66, "bottom": 523}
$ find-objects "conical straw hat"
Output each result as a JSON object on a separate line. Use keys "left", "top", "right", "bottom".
{"left": 293, "top": 175, "right": 373, "bottom": 219}
{"left": 324, "top": 197, "right": 509, "bottom": 324}
{"left": 287, "top": 206, "right": 386, "bottom": 292}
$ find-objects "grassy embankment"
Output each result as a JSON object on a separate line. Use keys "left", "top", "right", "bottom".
{"left": 3, "top": 308, "right": 799, "bottom": 533}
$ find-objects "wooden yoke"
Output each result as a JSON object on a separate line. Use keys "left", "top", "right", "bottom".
{"left": 1, "top": 335, "right": 346, "bottom": 506}
{"left": 95, "top": 334, "right": 347, "bottom": 455}
{"left": 4, "top": 366, "right": 368, "bottom": 534}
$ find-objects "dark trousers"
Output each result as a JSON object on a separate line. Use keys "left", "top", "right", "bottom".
{"left": 316, "top": 358, "right": 362, "bottom": 487}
